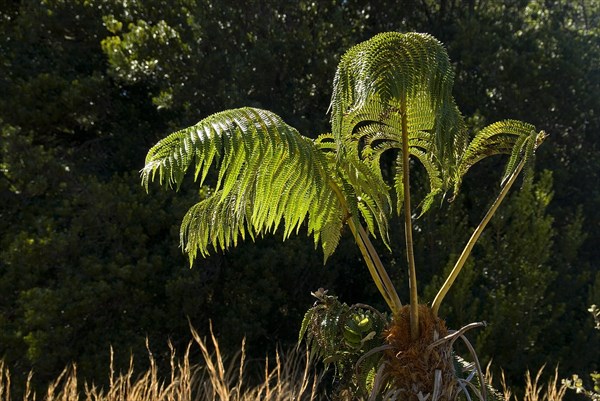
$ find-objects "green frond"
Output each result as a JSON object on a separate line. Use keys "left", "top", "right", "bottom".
{"left": 336, "top": 156, "right": 392, "bottom": 246}
{"left": 314, "top": 133, "right": 337, "bottom": 151}
{"left": 298, "top": 305, "right": 318, "bottom": 346}
{"left": 141, "top": 107, "right": 346, "bottom": 262}
{"left": 344, "top": 117, "right": 446, "bottom": 217}
{"left": 329, "top": 32, "right": 467, "bottom": 217}
{"left": 180, "top": 190, "right": 247, "bottom": 263}
{"left": 315, "top": 133, "right": 393, "bottom": 246}
{"left": 453, "top": 120, "right": 541, "bottom": 197}
{"left": 331, "top": 32, "right": 454, "bottom": 134}
{"left": 316, "top": 194, "right": 345, "bottom": 260}
{"left": 409, "top": 148, "right": 444, "bottom": 216}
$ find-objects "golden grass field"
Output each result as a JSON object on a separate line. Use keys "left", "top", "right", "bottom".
{"left": 0, "top": 326, "right": 568, "bottom": 401}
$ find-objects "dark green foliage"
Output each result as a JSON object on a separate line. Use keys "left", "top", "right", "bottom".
{"left": 299, "top": 289, "right": 389, "bottom": 399}
{"left": 564, "top": 306, "right": 600, "bottom": 401}
{"left": 472, "top": 171, "right": 557, "bottom": 374}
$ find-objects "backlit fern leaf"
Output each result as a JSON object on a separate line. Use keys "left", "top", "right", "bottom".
{"left": 331, "top": 32, "right": 454, "bottom": 126}
{"left": 453, "top": 120, "right": 543, "bottom": 197}
{"left": 330, "top": 32, "right": 468, "bottom": 217}
{"left": 409, "top": 148, "right": 444, "bottom": 216}
{"left": 142, "top": 107, "right": 346, "bottom": 262}
{"left": 315, "top": 134, "right": 392, "bottom": 246}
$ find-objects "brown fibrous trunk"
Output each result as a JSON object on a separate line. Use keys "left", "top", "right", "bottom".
{"left": 382, "top": 305, "right": 458, "bottom": 401}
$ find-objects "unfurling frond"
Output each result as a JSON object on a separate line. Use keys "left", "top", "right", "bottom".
{"left": 298, "top": 290, "right": 389, "bottom": 399}
{"left": 141, "top": 107, "right": 346, "bottom": 262}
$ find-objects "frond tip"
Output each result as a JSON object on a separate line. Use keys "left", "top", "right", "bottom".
{"left": 141, "top": 107, "right": 346, "bottom": 263}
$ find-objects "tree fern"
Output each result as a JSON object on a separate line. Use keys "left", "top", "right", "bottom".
{"left": 142, "top": 31, "right": 548, "bottom": 400}
{"left": 142, "top": 30, "right": 546, "bottom": 344}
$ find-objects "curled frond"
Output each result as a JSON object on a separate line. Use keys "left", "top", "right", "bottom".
{"left": 141, "top": 107, "right": 345, "bottom": 262}
{"left": 298, "top": 290, "right": 389, "bottom": 399}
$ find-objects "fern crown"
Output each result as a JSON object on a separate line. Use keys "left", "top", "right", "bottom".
{"left": 141, "top": 32, "right": 543, "bottom": 264}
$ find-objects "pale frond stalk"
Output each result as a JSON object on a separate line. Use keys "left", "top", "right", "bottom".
{"left": 327, "top": 178, "right": 402, "bottom": 314}
{"left": 432, "top": 156, "right": 525, "bottom": 316}
{"left": 432, "top": 128, "right": 547, "bottom": 316}
{"left": 401, "top": 97, "right": 419, "bottom": 340}
{"left": 356, "top": 223, "right": 402, "bottom": 313}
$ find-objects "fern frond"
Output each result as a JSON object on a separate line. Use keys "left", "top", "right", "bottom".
{"left": 409, "top": 148, "right": 444, "bottom": 216}
{"left": 315, "top": 133, "right": 393, "bottom": 245}
{"left": 330, "top": 33, "right": 467, "bottom": 217}
{"left": 453, "top": 120, "right": 540, "bottom": 196}
{"left": 142, "top": 107, "right": 346, "bottom": 262}
{"left": 331, "top": 32, "right": 454, "bottom": 131}
{"left": 343, "top": 115, "right": 445, "bottom": 217}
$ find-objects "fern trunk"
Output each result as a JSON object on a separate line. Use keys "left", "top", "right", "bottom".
{"left": 383, "top": 305, "right": 458, "bottom": 401}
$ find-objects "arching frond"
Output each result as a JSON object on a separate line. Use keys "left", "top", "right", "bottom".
{"left": 330, "top": 33, "right": 468, "bottom": 216}
{"left": 141, "top": 107, "right": 346, "bottom": 262}
{"left": 336, "top": 102, "right": 447, "bottom": 216}
{"left": 452, "top": 120, "right": 545, "bottom": 197}
{"left": 407, "top": 148, "right": 444, "bottom": 216}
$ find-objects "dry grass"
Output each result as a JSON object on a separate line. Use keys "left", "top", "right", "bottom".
{"left": 0, "top": 325, "right": 322, "bottom": 401}
{"left": 0, "top": 327, "right": 573, "bottom": 401}
{"left": 487, "top": 364, "right": 568, "bottom": 401}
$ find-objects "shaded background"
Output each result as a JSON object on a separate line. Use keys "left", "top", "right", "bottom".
{"left": 1, "top": 0, "right": 598, "bottom": 396}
